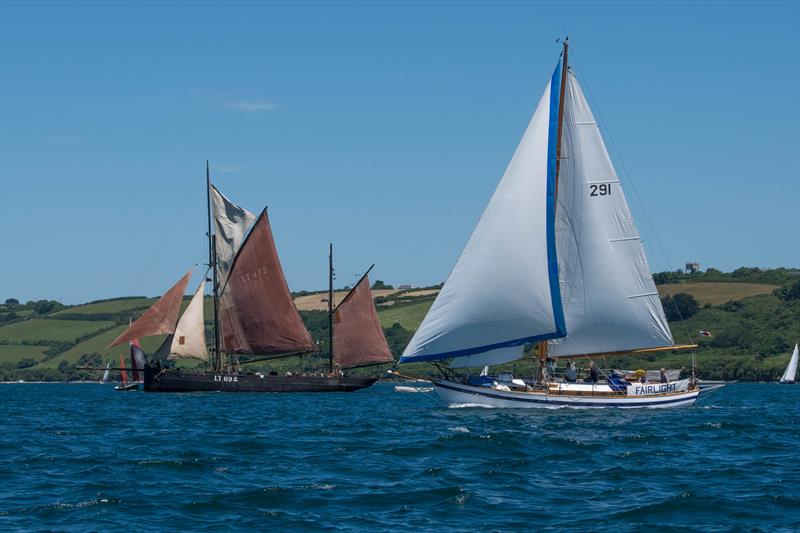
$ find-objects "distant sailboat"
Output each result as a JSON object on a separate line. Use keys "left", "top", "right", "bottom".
{"left": 100, "top": 362, "right": 110, "bottom": 384}
{"left": 115, "top": 355, "right": 138, "bottom": 391}
{"left": 779, "top": 343, "right": 798, "bottom": 384}
{"left": 105, "top": 166, "right": 391, "bottom": 393}
{"left": 399, "top": 39, "right": 708, "bottom": 408}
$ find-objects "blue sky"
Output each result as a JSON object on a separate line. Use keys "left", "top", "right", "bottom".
{"left": 1, "top": 1, "right": 798, "bottom": 304}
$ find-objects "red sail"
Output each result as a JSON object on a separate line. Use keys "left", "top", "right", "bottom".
{"left": 119, "top": 355, "right": 128, "bottom": 385}
{"left": 219, "top": 211, "right": 314, "bottom": 355}
{"left": 333, "top": 274, "right": 394, "bottom": 368}
{"left": 109, "top": 271, "right": 192, "bottom": 347}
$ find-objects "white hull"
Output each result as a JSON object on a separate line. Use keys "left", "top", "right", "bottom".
{"left": 434, "top": 379, "right": 700, "bottom": 409}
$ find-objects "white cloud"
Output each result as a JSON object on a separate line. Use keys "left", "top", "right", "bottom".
{"left": 223, "top": 100, "right": 278, "bottom": 112}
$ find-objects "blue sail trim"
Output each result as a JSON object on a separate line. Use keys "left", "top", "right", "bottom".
{"left": 398, "top": 331, "right": 562, "bottom": 364}
{"left": 546, "top": 58, "right": 567, "bottom": 337}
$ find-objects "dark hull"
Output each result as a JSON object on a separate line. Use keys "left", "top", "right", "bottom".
{"left": 144, "top": 365, "right": 377, "bottom": 393}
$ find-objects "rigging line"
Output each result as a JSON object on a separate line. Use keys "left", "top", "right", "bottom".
{"left": 130, "top": 203, "right": 190, "bottom": 295}
{"left": 570, "top": 52, "right": 696, "bottom": 346}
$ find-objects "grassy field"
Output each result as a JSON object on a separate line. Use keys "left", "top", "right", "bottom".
{"left": 0, "top": 319, "right": 116, "bottom": 343}
{"left": 0, "top": 344, "right": 50, "bottom": 364}
{"left": 378, "top": 300, "right": 434, "bottom": 330}
{"left": 39, "top": 325, "right": 169, "bottom": 368}
{"left": 51, "top": 298, "right": 155, "bottom": 316}
{"left": 657, "top": 282, "right": 778, "bottom": 305}
{"left": 294, "top": 289, "right": 398, "bottom": 311}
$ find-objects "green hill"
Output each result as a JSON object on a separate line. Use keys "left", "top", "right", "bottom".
{"left": 1, "top": 268, "right": 798, "bottom": 381}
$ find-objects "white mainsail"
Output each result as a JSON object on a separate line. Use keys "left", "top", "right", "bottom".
{"left": 400, "top": 62, "right": 566, "bottom": 368}
{"left": 547, "top": 71, "right": 674, "bottom": 357}
{"left": 101, "top": 362, "right": 110, "bottom": 384}
{"left": 780, "top": 343, "right": 798, "bottom": 383}
{"left": 211, "top": 184, "right": 257, "bottom": 286}
{"left": 166, "top": 281, "right": 208, "bottom": 361}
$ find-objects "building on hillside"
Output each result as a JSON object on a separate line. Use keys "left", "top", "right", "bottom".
{"left": 685, "top": 262, "right": 701, "bottom": 274}
{"left": 397, "top": 284, "right": 414, "bottom": 290}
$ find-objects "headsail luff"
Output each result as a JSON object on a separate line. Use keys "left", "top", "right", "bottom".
{"left": 333, "top": 273, "right": 394, "bottom": 369}
{"left": 399, "top": 59, "right": 567, "bottom": 368}
{"left": 109, "top": 271, "right": 192, "bottom": 347}
{"left": 210, "top": 185, "right": 257, "bottom": 287}
{"left": 166, "top": 280, "right": 208, "bottom": 361}
{"left": 218, "top": 211, "right": 315, "bottom": 356}
{"left": 547, "top": 70, "right": 674, "bottom": 357}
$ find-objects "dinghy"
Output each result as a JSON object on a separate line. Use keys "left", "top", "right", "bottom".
{"left": 779, "top": 343, "right": 798, "bottom": 384}
{"left": 398, "top": 39, "right": 709, "bottom": 408}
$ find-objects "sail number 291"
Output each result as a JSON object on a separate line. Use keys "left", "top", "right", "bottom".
{"left": 589, "top": 183, "right": 612, "bottom": 197}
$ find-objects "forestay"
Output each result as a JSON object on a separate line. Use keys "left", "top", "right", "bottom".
{"left": 547, "top": 71, "right": 673, "bottom": 357}
{"left": 399, "top": 61, "right": 567, "bottom": 368}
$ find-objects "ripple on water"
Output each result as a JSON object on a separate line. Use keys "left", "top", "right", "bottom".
{"left": 0, "top": 383, "right": 798, "bottom": 531}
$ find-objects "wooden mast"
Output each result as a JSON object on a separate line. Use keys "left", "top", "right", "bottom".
{"left": 206, "top": 161, "right": 222, "bottom": 373}
{"left": 538, "top": 37, "right": 569, "bottom": 382}
{"left": 328, "top": 243, "right": 334, "bottom": 374}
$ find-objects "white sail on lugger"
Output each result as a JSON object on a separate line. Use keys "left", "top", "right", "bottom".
{"left": 399, "top": 61, "right": 566, "bottom": 369}
{"left": 547, "top": 71, "right": 674, "bottom": 357}
{"left": 210, "top": 184, "right": 257, "bottom": 286}
{"left": 780, "top": 343, "right": 798, "bottom": 383}
{"left": 154, "top": 280, "right": 209, "bottom": 362}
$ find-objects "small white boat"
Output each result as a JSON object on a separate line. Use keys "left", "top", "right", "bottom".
{"left": 779, "top": 343, "right": 798, "bottom": 384}
{"left": 100, "top": 362, "right": 110, "bottom": 384}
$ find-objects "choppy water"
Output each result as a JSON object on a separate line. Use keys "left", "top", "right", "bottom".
{"left": 0, "top": 383, "right": 797, "bottom": 531}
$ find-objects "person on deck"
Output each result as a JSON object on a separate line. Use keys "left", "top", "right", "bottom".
{"left": 660, "top": 368, "right": 668, "bottom": 383}
{"left": 565, "top": 361, "right": 577, "bottom": 382}
{"left": 587, "top": 362, "right": 600, "bottom": 384}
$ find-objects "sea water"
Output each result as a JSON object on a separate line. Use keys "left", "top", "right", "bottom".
{"left": 0, "top": 383, "right": 797, "bottom": 531}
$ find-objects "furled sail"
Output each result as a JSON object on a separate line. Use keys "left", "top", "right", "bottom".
{"left": 333, "top": 274, "right": 394, "bottom": 368}
{"left": 109, "top": 271, "right": 192, "bottom": 347}
{"left": 780, "top": 343, "right": 798, "bottom": 383}
{"left": 547, "top": 71, "right": 674, "bottom": 357}
{"left": 155, "top": 281, "right": 208, "bottom": 361}
{"left": 400, "top": 60, "right": 567, "bottom": 368}
{"left": 211, "top": 184, "right": 257, "bottom": 286}
{"left": 218, "top": 211, "right": 315, "bottom": 355}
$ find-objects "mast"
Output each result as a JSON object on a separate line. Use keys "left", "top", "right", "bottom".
{"left": 206, "top": 161, "right": 221, "bottom": 372}
{"left": 539, "top": 37, "right": 570, "bottom": 382}
{"left": 328, "top": 243, "right": 334, "bottom": 374}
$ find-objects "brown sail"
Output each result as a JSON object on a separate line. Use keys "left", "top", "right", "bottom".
{"left": 109, "top": 270, "right": 192, "bottom": 347}
{"left": 333, "top": 274, "right": 394, "bottom": 368}
{"left": 218, "top": 210, "right": 314, "bottom": 355}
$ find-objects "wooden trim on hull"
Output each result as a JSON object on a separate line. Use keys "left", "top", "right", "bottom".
{"left": 433, "top": 380, "right": 700, "bottom": 408}
{"left": 144, "top": 367, "right": 377, "bottom": 393}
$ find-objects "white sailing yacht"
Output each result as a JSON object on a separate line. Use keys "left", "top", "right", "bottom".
{"left": 779, "top": 343, "right": 798, "bottom": 384}
{"left": 399, "top": 39, "right": 708, "bottom": 408}
{"left": 100, "top": 362, "right": 110, "bottom": 384}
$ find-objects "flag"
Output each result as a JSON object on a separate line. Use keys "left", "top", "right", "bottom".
{"left": 699, "top": 330, "right": 712, "bottom": 337}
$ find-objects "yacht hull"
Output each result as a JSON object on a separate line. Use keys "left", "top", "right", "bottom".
{"left": 434, "top": 379, "right": 701, "bottom": 409}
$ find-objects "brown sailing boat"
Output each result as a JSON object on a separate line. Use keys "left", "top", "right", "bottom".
{"left": 103, "top": 164, "right": 393, "bottom": 393}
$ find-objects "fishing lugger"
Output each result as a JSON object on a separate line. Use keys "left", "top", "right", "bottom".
{"left": 86, "top": 164, "right": 393, "bottom": 393}
{"left": 397, "top": 39, "right": 718, "bottom": 408}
